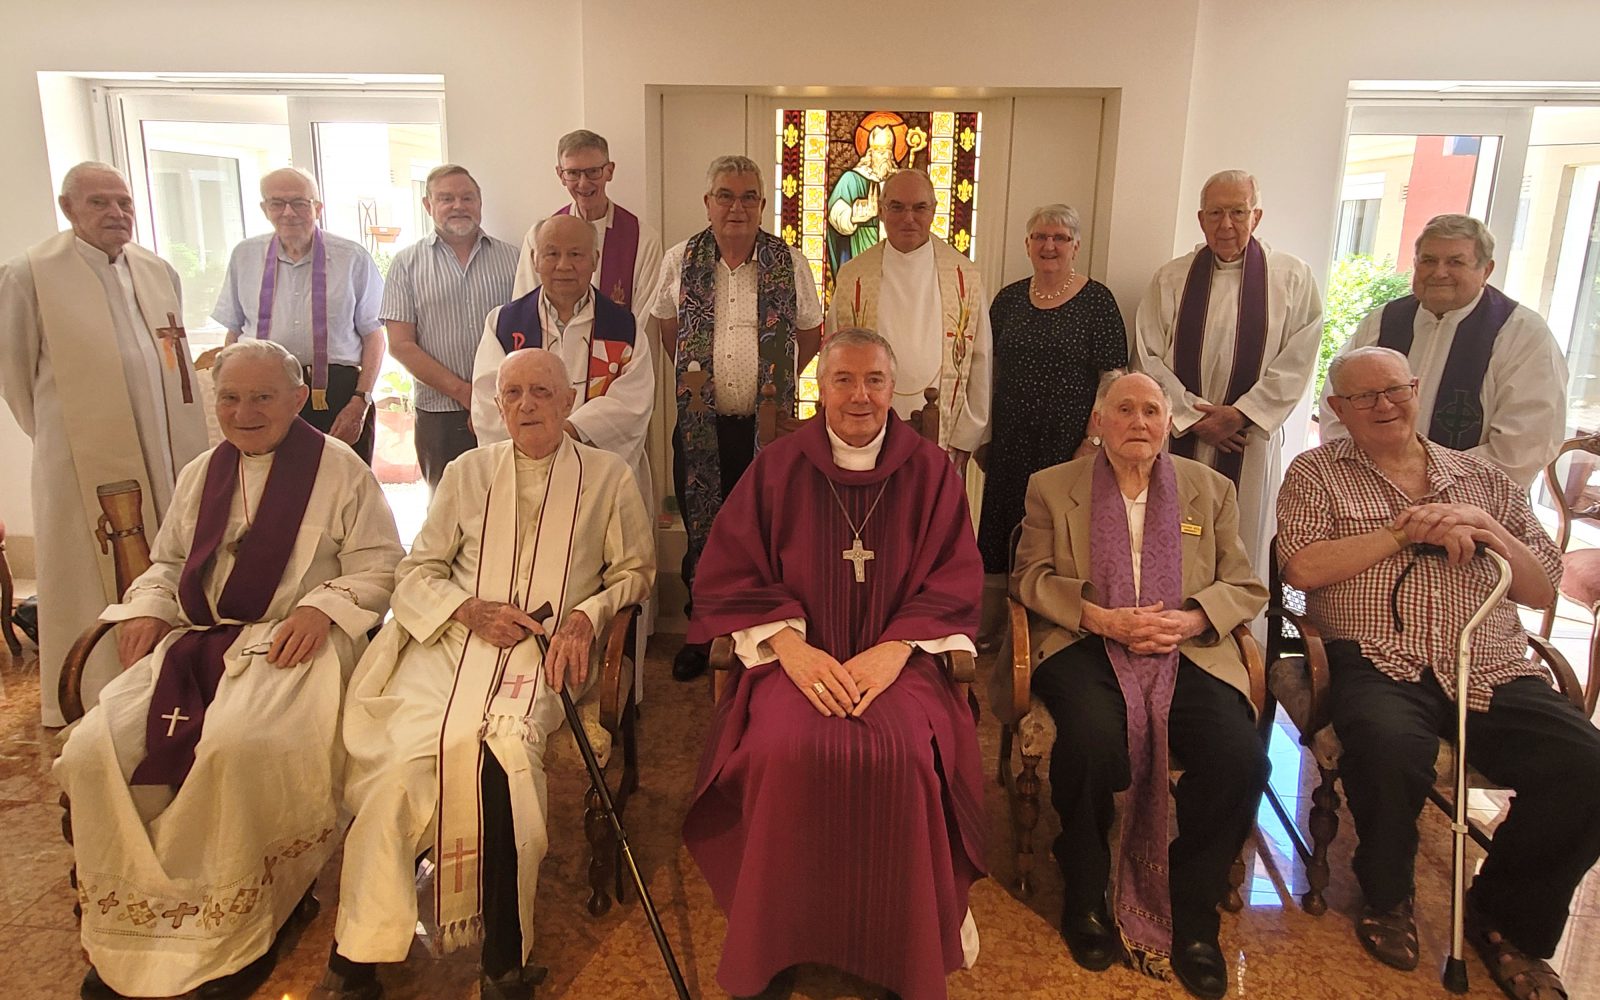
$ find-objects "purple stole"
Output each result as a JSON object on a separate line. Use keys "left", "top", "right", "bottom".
{"left": 130, "top": 418, "right": 325, "bottom": 788}
{"left": 493, "top": 288, "right": 636, "bottom": 402}
{"left": 556, "top": 203, "right": 640, "bottom": 308}
{"left": 1169, "top": 238, "right": 1269, "bottom": 485}
{"left": 1376, "top": 286, "right": 1516, "bottom": 450}
{"left": 256, "top": 229, "right": 331, "bottom": 410}
{"left": 1089, "top": 451, "right": 1183, "bottom": 975}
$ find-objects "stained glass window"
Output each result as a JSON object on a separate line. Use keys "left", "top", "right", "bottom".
{"left": 776, "top": 108, "right": 983, "bottom": 416}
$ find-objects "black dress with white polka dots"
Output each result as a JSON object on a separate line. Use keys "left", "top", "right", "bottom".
{"left": 977, "top": 277, "right": 1128, "bottom": 573}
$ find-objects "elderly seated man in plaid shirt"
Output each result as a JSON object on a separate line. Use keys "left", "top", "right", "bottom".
{"left": 1277, "top": 344, "right": 1600, "bottom": 1000}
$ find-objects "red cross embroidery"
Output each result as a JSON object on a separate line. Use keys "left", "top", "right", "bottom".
{"left": 588, "top": 340, "right": 631, "bottom": 399}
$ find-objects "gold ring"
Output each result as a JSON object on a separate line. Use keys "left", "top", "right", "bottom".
{"left": 812, "top": 681, "right": 827, "bottom": 696}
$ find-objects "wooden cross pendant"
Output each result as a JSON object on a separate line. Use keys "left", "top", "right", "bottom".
{"left": 842, "top": 535, "right": 875, "bottom": 583}
{"left": 155, "top": 312, "right": 195, "bottom": 403}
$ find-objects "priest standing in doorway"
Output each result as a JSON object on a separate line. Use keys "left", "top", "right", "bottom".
{"left": 0, "top": 161, "right": 210, "bottom": 726}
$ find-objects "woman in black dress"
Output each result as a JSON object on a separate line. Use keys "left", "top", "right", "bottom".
{"left": 978, "top": 204, "right": 1127, "bottom": 635}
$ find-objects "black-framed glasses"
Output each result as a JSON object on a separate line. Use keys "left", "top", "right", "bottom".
{"left": 559, "top": 166, "right": 610, "bottom": 182}
{"left": 1340, "top": 380, "right": 1418, "bottom": 410}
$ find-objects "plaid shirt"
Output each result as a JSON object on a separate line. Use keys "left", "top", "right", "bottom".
{"left": 1277, "top": 436, "right": 1561, "bottom": 711}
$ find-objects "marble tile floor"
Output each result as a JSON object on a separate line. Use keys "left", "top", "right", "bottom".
{"left": 1, "top": 636, "right": 1598, "bottom": 1000}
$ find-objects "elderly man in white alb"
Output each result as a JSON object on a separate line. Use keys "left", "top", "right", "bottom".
{"left": 320, "top": 348, "right": 653, "bottom": 1000}
{"left": 1319, "top": 213, "right": 1568, "bottom": 489}
{"left": 1134, "top": 169, "right": 1322, "bottom": 581}
{"left": 512, "top": 129, "right": 664, "bottom": 333}
{"left": 828, "top": 168, "right": 992, "bottom": 470}
{"left": 55, "top": 339, "right": 402, "bottom": 1000}
{"left": 0, "top": 161, "right": 209, "bottom": 726}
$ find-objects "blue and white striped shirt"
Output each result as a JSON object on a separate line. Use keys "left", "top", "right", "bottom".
{"left": 381, "top": 230, "right": 519, "bottom": 412}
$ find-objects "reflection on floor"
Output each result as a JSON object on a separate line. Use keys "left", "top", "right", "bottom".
{"left": 1, "top": 630, "right": 1597, "bottom": 999}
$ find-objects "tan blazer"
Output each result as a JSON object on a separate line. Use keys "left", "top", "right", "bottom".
{"left": 1008, "top": 454, "right": 1268, "bottom": 712}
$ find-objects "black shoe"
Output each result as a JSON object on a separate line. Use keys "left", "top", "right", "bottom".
{"left": 197, "top": 947, "right": 276, "bottom": 999}
{"left": 80, "top": 967, "right": 127, "bottom": 1000}
{"left": 1171, "top": 938, "right": 1228, "bottom": 999}
{"left": 672, "top": 643, "right": 710, "bottom": 681}
{"left": 310, "top": 967, "right": 383, "bottom": 1000}
{"left": 1060, "top": 903, "right": 1121, "bottom": 971}
{"left": 479, "top": 964, "right": 546, "bottom": 1000}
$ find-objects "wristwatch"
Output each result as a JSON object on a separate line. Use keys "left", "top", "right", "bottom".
{"left": 351, "top": 390, "right": 370, "bottom": 403}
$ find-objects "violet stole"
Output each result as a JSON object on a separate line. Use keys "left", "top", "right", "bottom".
{"left": 1169, "top": 238, "right": 1268, "bottom": 484}
{"left": 556, "top": 203, "right": 640, "bottom": 308}
{"left": 1088, "top": 450, "right": 1183, "bottom": 973}
{"left": 256, "top": 228, "right": 331, "bottom": 409}
{"left": 1376, "top": 285, "right": 1516, "bottom": 450}
{"left": 130, "top": 418, "right": 325, "bottom": 787}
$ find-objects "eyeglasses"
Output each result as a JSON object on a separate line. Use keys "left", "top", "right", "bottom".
{"left": 559, "top": 166, "right": 610, "bottom": 182}
{"left": 711, "top": 190, "right": 763, "bottom": 208}
{"left": 1201, "top": 208, "right": 1254, "bottom": 224}
{"left": 1028, "top": 233, "right": 1077, "bottom": 245}
{"left": 264, "top": 198, "right": 316, "bottom": 214}
{"left": 1340, "top": 381, "right": 1418, "bottom": 410}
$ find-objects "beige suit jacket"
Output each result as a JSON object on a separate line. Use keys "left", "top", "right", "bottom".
{"left": 1007, "top": 454, "right": 1268, "bottom": 716}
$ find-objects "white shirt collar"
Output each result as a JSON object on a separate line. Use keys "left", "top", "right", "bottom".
{"left": 1430, "top": 288, "right": 1486, "bottom": 323}
{"left": 826, "top": 421, "right": 888, "bottom": 470}
{"left": 539, "top": 287, "right": 595, "bottom": 335}
{"left": 883, "top": 237, "right": 935, "bottom": 266}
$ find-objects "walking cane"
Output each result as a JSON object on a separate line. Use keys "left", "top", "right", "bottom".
{"left": 528, "top": 605, "right": 694, "bottom": 1000}
{"left": 1441, "top": 548, "right": 1512, "bottom": 994}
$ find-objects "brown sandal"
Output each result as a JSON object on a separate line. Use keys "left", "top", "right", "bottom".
{"left": 1356, "top": 898, "right": 1419, "bottom": 971}
{"left": 1467, "top": 910, "right": 1569, "bottom": 1000}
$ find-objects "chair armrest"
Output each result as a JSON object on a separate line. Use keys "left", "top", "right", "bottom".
{"left": 1267, "top": 603, "right": 1333, "bottom": 736}
{"left": 1231, "top": 623, "right": 1267, "bottom": 718}
{"left": 941, "top": 648, "right": 976, "bottom": 685}
{"left": 61, "top": 620, "right": 118, "bottom": 725}
{"left": 709, "top": 635, "right": 736, "bottom": 702}
{"left": 597, "top": 605, "right": 639, "bottom": 733}
{"left": 1527, "top": 633, "right": 1589, "bottom": 715}
{"left": 1007, "top": 596, "right": 1032, "bottom": 722}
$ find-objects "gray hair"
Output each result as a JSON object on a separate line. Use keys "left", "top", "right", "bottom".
{"left": 1092, "top": 368, "right": 1168, "bottom": 412}
{"left": 1200, "top": 169, "right": 1260, "bottom": 209}
{"left": 818, "top": 327, "right": 898, "bottom": 381}
{"left": 496, "top": 347, "right": 571, "bottom": 393}
{"left": 259, "top": 166, "right": 321, "bottom": 202}
{"left": 1327, "top": 346, "right": 1411, "bottom": 396}
{"left": 60, "top": 162, "right": 126, "bottom": 199}
{"left": 212, "top": 339, "right": 304, "bottom": 387}
{"left": 882, "top": 167, "right": 935, "bottom": 201}
{"left": 705, "top": 154, "right": 763, "bottom": 194}
{"left": 531, "top": 214, "right": 598, "bottom": 256}
{"left": 424, "top": 163, "right": 480, "bottom": 197}
{"left": 1415, "top": 213, "right": 1494, "bottom": 266}
{"left": 1026, "top": 203, "right": 1081, "bottom": 240}
{"left": 557, "top": 129, "right": 609, "bottom": 161}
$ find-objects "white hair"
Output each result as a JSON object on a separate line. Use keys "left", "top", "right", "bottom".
{"left": 1200, "top": 169, "right": 1261, "bottom": 209}
{"left": 818, "top": 327, "right": 898, "bottom": 381}
{"left": 1327, "top": 346, "right": 1411, "bottom": 396}
{"left": 60, "top": 161, "right": 126, "bottom": 199}
{"left": 1026, "top": 203, "right": 1081, "bottom": 240}
{"left": 496, "top": 347, "right": 570, "bottom": 393}
{"left": 532, "top": 214, "right": 598, "bottom": 255}
{"left": 1092, "top": 368, "right": 1169, "bottom": 412}
{"left": 212, "top": 339, "right": 304, "bottom": 386}
{"left": 259, "top": 166, "right": 321, "bottom": 202}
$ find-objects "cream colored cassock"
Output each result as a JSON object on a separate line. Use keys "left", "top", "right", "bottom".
{"left": 1317, "top": 288, "right": 1568, "bottom": 490}
{"left": 827, "top": 239, "right": 993, "bottom": 452}
{"left": 335, "top": 439, "right": 653, "bottom": 963}
{"left": 0, "top": 232, "right": 209, "bottom": 726}
{"left": 52, "top": 436, "right": 401, "bottom": 998}
{"left": 512, "top": 201, "right": 665, "bottom": 333}
{"left": 1134, "top": 242, "right": 1322, "bottom": 577}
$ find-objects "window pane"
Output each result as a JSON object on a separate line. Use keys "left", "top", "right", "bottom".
{"left": 1337, "top": 133, "right": 1499, "bottom": 268}
{"left": 312, "top": 121, "right": 443, "bottom": 275}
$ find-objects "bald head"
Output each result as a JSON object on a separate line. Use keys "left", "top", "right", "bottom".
{"left": 534, "top": 213, "right": 597, "bottom": 256}
{"left": 533, "top": 214, "right": 598, "bottom": 310}
{"left": 58, "top": 162, "right": 135, "bottom": 258}
{"left": 881, "top": 170, "right": 936, "bottom": 254}
{"left": 1093, "top": 370, "right": 1170, "bottom": 467}
{"left": 497, "top": 349, "right": 576, "bottom": 459}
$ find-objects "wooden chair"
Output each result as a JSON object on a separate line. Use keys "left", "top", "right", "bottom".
{"left": 1537, "top": 431, "right": 1600, "bottom": 718}
{"left": 54, "top": 481, "right": 643, "bottom": 919}
{"left": 1259, "top": 538, "right": 1586, "bottom": 915}
{"left": 0, "top": 513, "right": 20, "bottom": 659}
{"left": 997, "top": 557, "right": 1266, "bottom": 906}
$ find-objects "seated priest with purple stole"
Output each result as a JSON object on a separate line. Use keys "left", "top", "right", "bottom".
{"left": 683, "top": 327, "right": 987, "bottom": 1000}
{"left": 54, "top": 339, "right": 403, "bottom": 1000}
{"left": 1011, "top": 371, "right": 1268, "bottom": 1000}
{"left": 321, "top": 348, "right": 654, "bottom": 1000}
{"left": 471, "top": 213, "right": 654, "bottom": 499}
{"left": 1319, "top": 213, "right": 1568, "bottom": 490}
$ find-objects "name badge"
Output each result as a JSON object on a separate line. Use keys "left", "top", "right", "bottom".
{"left": 1181, "top": 520, "right": 1203, "bottom": 537}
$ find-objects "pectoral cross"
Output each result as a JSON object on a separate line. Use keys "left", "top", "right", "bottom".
{"left": 440, "top": 837, "right": 479, "bottom": 893}
{"left": 842, "top": 536, "right": 875, "bottom": 583}
{"left": 500, "top": 673, "right": 535, "bottom": 698}
{"left": 161, "top": 707, "right": 189, "bottom": 737}
{"left": 155, "top": 312, "right": 195, "bottom": 403}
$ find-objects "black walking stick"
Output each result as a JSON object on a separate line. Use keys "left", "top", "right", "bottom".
{"left": 529, "top": 605, "right": 693, "bottom": 1000}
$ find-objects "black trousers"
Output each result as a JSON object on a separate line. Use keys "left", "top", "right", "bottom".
{"left": 479, "top": 750, "right": 523, "bottom": 978}
{"left": 1327, "top": 640, "right": 1600, "bottom": 957}
{"left": 414, "top": 409, "right": 477, "bottom": 491}
{"left": 1031, "top": 638, "right": 1269, "bottom": 943}
{"left": 671, "top": 413, "right": 756, "bottom": 617}
{"left": 299, "top": 363, "right": 376, "bottom": 464}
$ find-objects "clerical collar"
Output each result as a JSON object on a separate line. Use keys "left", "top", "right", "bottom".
{"left": 1429, "top": 288, "right": 1486, "bottom": 323}
{"left": 826, "top": 421, "right": 887, "bottom": 470}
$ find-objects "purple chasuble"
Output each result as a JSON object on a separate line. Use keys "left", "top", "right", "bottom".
{"left": 493, "top": 287, "right": 636, "bottom": 403}
{"left": 1169, "top": 238, "right": 1269, "bottom": 484}
{"left": 1376, "top": 285, "right": 1516, "bottom": 450}
{"left": 130, "top": 418, "right": 326, "bottom": 787}
{"left": 1089, "top": 450, "right": 1183, "bottom": 972}
{"left": 256, "top": 229, "right": 332, "bottom": 409}
{"left": 683, "top": 416, "right": 986, "bottom": 1000}
{"left": 556, "top": 203, "right": 641, "bottom": 308}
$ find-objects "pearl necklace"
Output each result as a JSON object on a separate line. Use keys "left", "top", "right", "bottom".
{"left": 1031, "top": 270, "right": 1077, "bottom": 301}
